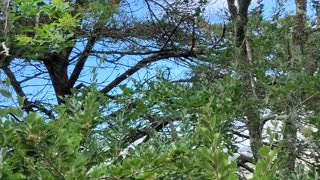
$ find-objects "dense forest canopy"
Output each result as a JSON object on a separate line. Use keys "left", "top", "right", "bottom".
{"left": 1, "top": 0, "right": 320, "bottom": 179}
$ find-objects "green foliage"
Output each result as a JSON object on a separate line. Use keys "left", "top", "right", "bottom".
{"left": 0, "top": 75, "right": 242, "bottom": 179}
{"left": 252, "top": 146, "right": 279, "bottom": 180}
{"left": 289, "top": 164, "right": 320, "bottom": 180}
{"left": 2, "top": 0, "right": 320, "bottom": 179}
{"left": 12, "top": 0, "right": 79, "bottom": 55}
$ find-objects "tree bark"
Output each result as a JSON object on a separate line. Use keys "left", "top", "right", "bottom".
{"left": 281, "top": 0, "right": 307, "bottom": 175}
{"left": 42, "top": 53, "right": 70, "bottom": 104}
{"left": 227, "top": 0, "right": 263, "bottom": 162}
{"left": 282, "top": 108, "right": 298, "bottom": 176}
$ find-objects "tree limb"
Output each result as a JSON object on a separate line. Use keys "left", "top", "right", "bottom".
{"left": 19, "top": 72, "right": 45, "bottom": 84}
{"left": 2, "top": 66, "right": 26, "bottom": 97}
{"left": 1, "top": 66, "right": 54, "bottom": 118}
{"left": 100, "top": 50, "right": 195, "bottom": 94}
{"left": 91, "top": 50, "right": 170, "bottom": 56}
{"left": 232, "top": 130, "right": 250, "bottom": 139}
{"left": 68, "top": 36, "right": 97, "bottom": 89}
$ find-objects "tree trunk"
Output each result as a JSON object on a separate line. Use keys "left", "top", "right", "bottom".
{"left": 281, "top": 0, "right": 307, "bottom": 175}
{"left": 282, "top": 108, "right": 298, "bottom": 175}
{"left": 43, "top": 53, "right": 70, "bottom": 104}
{"left": 227, "top": 0, "right": 263, "bottom": 162}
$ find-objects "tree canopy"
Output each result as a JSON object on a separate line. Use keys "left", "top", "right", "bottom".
{"left": 1, "top": 0, "right": 320, "bottom": 179}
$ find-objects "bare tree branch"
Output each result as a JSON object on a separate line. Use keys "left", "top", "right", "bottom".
{"left": 91, "top": 50, "right": 167, "bottom": 56}
{"left": 23, "top": 101, "right": 55, "bottom": 119}
{"left": 1, "top": 66, "right": 54, "bottom": 118}
{"left": 232, "top": 130, "right": 250, "bottom": 139}
{"left": 100, "top": 50, "right": 196, "bottom": 94}
{"left": 68, "top": 36, "right": 97, "bottom": 89}
{"left": 2, "top": 66, "right": 26, "bottom": 97}
{"left": 19, "top": 72, "right": 45, "bottom": 84}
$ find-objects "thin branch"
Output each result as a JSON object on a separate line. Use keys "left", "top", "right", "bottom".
{"left": 91, "top": 49, "right": 169, "bottom": 56}
{"left": 68, "top": 36, "right": 97, "bottom": 89}
{"left": 8, "top": 112, "right": 23, "bottom": 122}
{"left": 125, "top": 118, "right": 170, "bottom": 145}
{"left": 232, "top": 130, "right": 250, "bottom": 139}
{"left": 2, "top": 66, "right": 26, "bottom": 97}
{"left": 74, "top": 83, "right": 115, "bottom": 99}
{"left": 238, "top": 162, "right": 254, "bottom": 173}
{"left": 144, "top": 0, "right": 162, "bottom": 24}
{"left": 214, "top": 23, "right": 226, "bottom": 45}
{"left": 237, "top": 154, "right": 255, "bottom": 164}
{"left": 171, "top": 78, "right": 193, "bottom": 83}
{"left": 100, "top": 50, "right": 195, "bottom": 94}
{"left": 23, "top": 101, "right": 55, "bottom": 119}
{"left": 161, "top": 16, "right": 186, "bottom": 50}
{"left": 19, "top": 72, "right": 45, "bottom": 84}
{"left": 1, "top": 66, "right": 54, "bottom": 118}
